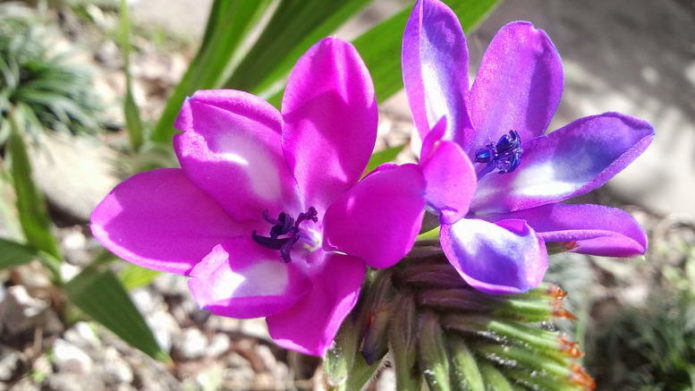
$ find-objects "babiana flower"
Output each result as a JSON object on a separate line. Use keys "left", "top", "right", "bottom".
{"left": 403, "top": 0, "right": 654, "bottom": 294}
{"left": 91, "top": 38, "right": 425, "bottom": 356}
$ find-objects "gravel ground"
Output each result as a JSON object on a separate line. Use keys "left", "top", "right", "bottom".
{"left": 1, "top": 1, "right": 694, "bottom": 390}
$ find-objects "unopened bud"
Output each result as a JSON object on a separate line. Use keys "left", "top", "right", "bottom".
{"left": 389, "top": 294, "right": 421, "bottom": 390}
{"left": 448, "top": 335, "right": 485, "bottom": 391}
{"left": 418, "top": 312, "right": 451, "bottom": 391}
{"left": 478, "top": 362, "right": 514, "bottom": 391}
{"left": 358, "top": 270, "right": 394, "bottom": 365}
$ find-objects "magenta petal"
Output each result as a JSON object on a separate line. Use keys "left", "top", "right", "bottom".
{"left": 188, "top": 238, "right": 310, "bottom": 319}
{"left": 421, "top": 125, "right": 476, "bottom": 223}
{"left": 90, "top": 169, "right": 243, "bottom": 275}
{"left": 323, "top": 164, "right": 426, "bottom": 269}
{"left": 266, "top": 253, "right": 365, "bottom": 356}
{"left": 440, "top": 219, "right": 547, "bottom": 294}
{"left": 487, "top": 204, "right": 647, "bottom": 257}
{"left": 469, "top": 22, "right": 563, "bottom": 149}
{"left": 473, "top": 113, "right": 655, "bottom": 214}
{"left": 282, "top": 38, "right": 377, "bottom": 210}
{"left": 402, "top": 0, "right": 472, "bottom": 149}
{"left": 174, "top": 90, "right": 300, "bottom": 222}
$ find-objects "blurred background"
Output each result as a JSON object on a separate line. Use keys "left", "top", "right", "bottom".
{"left": 0, "top": 0, "right": 693, "bottom": 390}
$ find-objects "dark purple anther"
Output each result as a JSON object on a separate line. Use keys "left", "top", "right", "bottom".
{"left": 474, "top": 130, "right": 523, "bottom": 176}
{"left": 252, "top": 207, "right": 319, "bottom": 262}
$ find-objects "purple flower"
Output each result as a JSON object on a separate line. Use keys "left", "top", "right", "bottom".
{"left": 91, "top": 38, "right": 426, "bottom": 356}
{"left": 403, "top": 0, "right": 654, "bottom": 294}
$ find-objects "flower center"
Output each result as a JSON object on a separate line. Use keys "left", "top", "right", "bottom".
{"left": 252, "top": 207, "right": 319, "bottom": 263}
{"left": 474, "top": 130, "right": 523, "bottom": 177}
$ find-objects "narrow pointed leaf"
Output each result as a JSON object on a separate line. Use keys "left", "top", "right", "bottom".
{"left": 65, "top": 266, "right": 168, "bottom": 361}
{"left": 7, "top": 109, "right": 62, "bottom": 261}
{"left": 0, "top": 238, "right": 38, "bottom": 269}
{"left": 267, "top": 0, "right": 499, "bottom": 105}
{"left": 150, "top": 0, "right": 273, "bottom": 143}
{"left": 224, "top": 0, "right": 370, "bottom": 97}
{"left": 119, "top": 0, "right": 144, "bottom": 150}
{"left": 119, "top": 264, "right": 160, "bottom": 290}
{"left": 365, "top": 143, "right": 406, "bottom": 174}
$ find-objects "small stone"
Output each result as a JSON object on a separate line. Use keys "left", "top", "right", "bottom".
{"left": 147, "top": 310, "right": 179, "bottom": 352}
{"left": 0, "top": 285, "right": 49, "bottom": 335}
{"left": 151, "top": 273, "right": 188, "bottom": 296}
{"left": 53, "top": 339, "right": 93, "bottom": 373}
{"left": 64, "top": 322, "right": 101, "bottom": 350}
{"left": 0, "top": 346, "right": 23, "bottom": 382}
{"left": 239, "top": 318, "right": 270, "bottom": 340}
{"left": 59, "top": 263, "right": 80, "bottom": 283}
{"left": 207, "top": 333, "right": 230, "bottom": 357}
{"left": 102, "top": 347, "right": 133, "bottom": 384}
{"left": 132, "top": 288, "right": 164, "bottom": 315}
{"left": 174, "top": 328, "right": 207, "bottom": 360}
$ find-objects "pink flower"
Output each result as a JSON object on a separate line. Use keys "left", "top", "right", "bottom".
{"left": 91, "top": 38, "right": 426, "bottom": 356}
{"left": 403, "top": 0, "right": 653, "bottom": 294}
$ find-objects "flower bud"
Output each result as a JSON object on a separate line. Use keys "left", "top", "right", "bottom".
{"left": 418, "top": 311, "right": 451, "bottom": 391}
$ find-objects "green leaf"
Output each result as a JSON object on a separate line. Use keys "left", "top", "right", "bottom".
{"left": 224, "top": 0, "right": 370, "bottom": 97}
{"left": 365, "top": 143, "right": 406, "bottom": 174}
{"left": 119, "top": 0, "right": 144, "bottom": 151}
{"left": 119, "top": 264, "right": 160, "bottom": 290}
{"left": 354, "top": 0, "right": 498, "bottom": 103}
{"left": 7, "top": 108, "right": 62, "bottom": 262}
{"left": 267, "top": 0, "right": 499, "bottom": 106}
{"left": 0, "top": 237, "right": 38, "bottom": 269}
{"left": 65, "top": 265, "right": 168, "bottom": 361}
{"left": 150, "top": 0, "right": 273, "bottom": 144}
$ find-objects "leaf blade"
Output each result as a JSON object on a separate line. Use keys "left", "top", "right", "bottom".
{"left": 0, "top": 237, "right": 38, "bottom": 269}
{"left": 65, "top": 266, "right": 168, "bottom": 361}
{"left": 7, "top": 108, "right": 62, "bottom": 261}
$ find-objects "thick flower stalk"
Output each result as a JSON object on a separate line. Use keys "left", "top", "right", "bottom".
{"left": 403, "top": 0, "right": 654, "bottom": 294}
{"left": 90, "top": 38, "right": 426, "bottom": 356}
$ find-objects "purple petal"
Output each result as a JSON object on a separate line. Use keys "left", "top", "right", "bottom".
{"left": 188, "top": 238, "right": 311, "bottom": 319}
{"left": 440, "top": 218, "right": 547, "bottom": 294}
{"left": 174, "top": 90, "right": 300, "bottom": 223}
{"left": 266, "top": 253, "right": 365, "bottom": 356}
{"left": 402, "top": 0, "right": 472, "bottom": 149}
{"left": 90, "top": 169, "right": 244, "bottom": 275}
{"left": 323, "top": 164, "right": 426, "bottom": 269}
{"left": 487, "top": 203, "right": 647, "bottom": 257}
{"left": 469, "top": 22, "right": 563, "bottom": 150}
{"left": 472, "top": 113, "right": 655, "bottom": 214}
{"left": 282, "top": 38, "right": 377, "bottom": 210}
{"left": 420, "top": 123, "right": 477, "bottom": 223}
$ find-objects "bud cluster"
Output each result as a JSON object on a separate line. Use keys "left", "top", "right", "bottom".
{"left": 324, "top": 244, "right": 595, "bottom": 391}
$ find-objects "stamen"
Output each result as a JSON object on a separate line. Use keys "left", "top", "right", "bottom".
{"left": 252, "top": 207, "right": 319, "bottom": 262}
{"left": 474, "top": 130, "right": 523, "bottom": 177}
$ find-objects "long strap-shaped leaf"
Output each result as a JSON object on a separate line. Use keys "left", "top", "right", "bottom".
{"left": 7, "top": 107, "right": 62, "bottom": 262}
{"left": 266, "top": 0, "right": 498, "bottom": 106}
{"left": 65, "top": 265, "right": 169, "bottom": 361}
{"left": 223, "top": 0, "right": 371, "bottom": 96}
{"left": 0, "top": 237, "right": 39, "bottom": 270}
{"left": 150, "top": 0, "right": 273, "bottom": 144}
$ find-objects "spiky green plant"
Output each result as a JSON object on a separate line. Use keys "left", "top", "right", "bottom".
{"left": 587, "top": 286, "right": 695, "bottom": 390}
{"left": 326, "top": 243, "right": 595, "bottom": 391}
{"left": 0, "top": 3, "right": 101, "bottom": 143}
